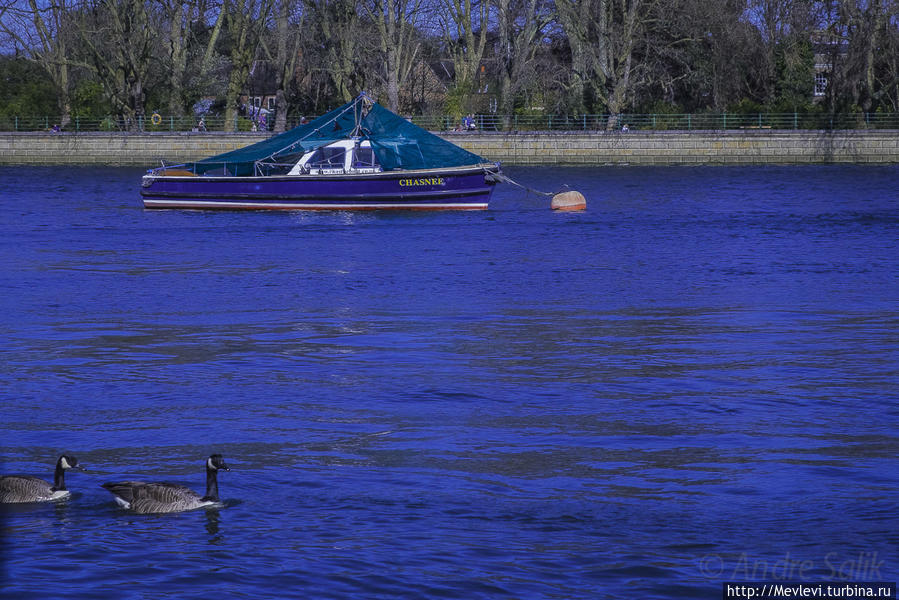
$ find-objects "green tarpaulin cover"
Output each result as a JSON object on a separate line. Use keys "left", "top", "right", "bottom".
{"left": 184, "top": 94, "right": 489, "bottom": 176}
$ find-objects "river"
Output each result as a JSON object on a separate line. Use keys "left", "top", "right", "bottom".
{"left": 1, "top": 164, "right": 897, "bottom": 599}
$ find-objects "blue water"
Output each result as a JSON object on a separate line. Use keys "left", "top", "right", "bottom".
{"left": 1, "top": 164, "right": 897, "bottom": 599}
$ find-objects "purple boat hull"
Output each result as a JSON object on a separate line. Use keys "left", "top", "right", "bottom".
{"left": 141, "top": 164, "right": 499, "bottom": 210}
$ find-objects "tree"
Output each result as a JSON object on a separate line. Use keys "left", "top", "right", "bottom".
{"left": 439, "top": 0, "right": 490, "bottom": 114}
{"left": 553, "top": 0, "right": 591, "bottom": 113}
{"left": 2, "top": 0, "right": 898, "bottom": 122}
{"left": 361, "top": 0, "right": 424, "bottom": 112}
{"left": 222, "top": 0, "right": 272, "bottom": 129}
{"left": 0, "top": 55, "right": 58, "bottom": 117}
{"left": 557, "top": 0, "right": 668, "bottom": 123}
{"left": 685, "top": 0, "right": 767, "bottom": 110}
{"left": 305, "top": 0, "right": 363, "bottom": 103}
{"left": 157, "top": 0, "right": 190, "bottom": 115}
{"left": 259, "top": 0, "right": 304, "bottom": 131}
{"left": 877, "top": 1, "right": 899, "bottom": 111}
{"left": 72, "top": 0, "right": 161, "bottom": 128}
{"left": 772, "top": 36, "right": 815, "bottom": 110}
{"left": 836, "top": 0, "right": 895, "bottom": 112}
{"left": 492, "top": 0, "right": 552, "bottom": 123}
{"left": 0, "top": 0, "right": 74, "bottom": 125}
{"left": 747, "top": 0, "right": 817, "bottom": 106}
{"left": 153, "top": 0, "right": 226, "bottom": 116}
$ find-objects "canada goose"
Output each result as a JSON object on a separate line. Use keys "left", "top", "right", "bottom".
{"left": 0, "top": 454, "right": 85, "bottom": 503}
{"left": 101, "top": 454, "right": 230, "bottom": 514}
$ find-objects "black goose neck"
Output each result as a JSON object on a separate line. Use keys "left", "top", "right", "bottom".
{"left": 203, "top": 466, "right": 219, "bottom": 501}
{"left": 52, "top": 462, "right": 66, "bottom": 492}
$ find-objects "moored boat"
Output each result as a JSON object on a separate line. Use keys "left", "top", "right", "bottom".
{"left": 141, "top": 94, "right": 500, "bottom": 210}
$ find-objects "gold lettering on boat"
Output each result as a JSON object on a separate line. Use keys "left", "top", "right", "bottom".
{"left": 399, "top": 178, "right": 446, "bottom": 187}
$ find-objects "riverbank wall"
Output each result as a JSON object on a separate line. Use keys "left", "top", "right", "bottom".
{"left": 1, "top": 130, "right": 897, "bottom": 167}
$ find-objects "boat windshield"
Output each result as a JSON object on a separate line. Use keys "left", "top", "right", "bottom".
{"left": 352, "top": 146, "right": 380, "bottom": 169}
{"left": 307, "top": 147, "right": 346, "bottom": 169}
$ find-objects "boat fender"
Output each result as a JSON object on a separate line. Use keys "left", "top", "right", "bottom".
{"left": 150, "top": 113, "right": 162, "bottom": 126}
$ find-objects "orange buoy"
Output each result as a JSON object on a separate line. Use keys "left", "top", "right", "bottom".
{"left": 551, "top": 190, "right": 586, "bottom": 211}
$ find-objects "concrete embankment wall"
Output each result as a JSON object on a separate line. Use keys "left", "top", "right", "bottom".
{"left": 1, "top": 130, "right": 897, "bottom": 167}
{"left": 454, "top": 130, "right": 899, "bottom": 165}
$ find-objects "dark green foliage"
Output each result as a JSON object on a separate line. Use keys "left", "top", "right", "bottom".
{"left": 0, "top": 57, "right": 57, "bottom": 117}
{"left": 773, "top": 38, "right": 816, "bottom": 112}
{"left": 71, "top": 80, "right": 112, "bottom": 117}
{"left": 1, "top": 0, "right": 897, "bottom": 120}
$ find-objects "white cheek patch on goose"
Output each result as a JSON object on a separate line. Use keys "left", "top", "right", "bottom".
{"left": 60, "top": 457, "right": 72, "bottom": 469}
{"left": 207, "top": 458, "right": 215, "bottom": 470}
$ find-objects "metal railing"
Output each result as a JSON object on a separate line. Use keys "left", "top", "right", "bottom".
{"left": 412, "top": 112, "right": 899, "bottom": 131}
{"left": 2, "top": 111, "right": 898, "bottom": 133}
{"left": 0, "top": 114, "right": 270, "bottom": 133}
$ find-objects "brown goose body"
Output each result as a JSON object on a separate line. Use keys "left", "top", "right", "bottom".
{"left": 0, "top": 455, "right": 84, "bottom": 503}
{"left": 102, "top": 454, "right": 230, "bottom": 514}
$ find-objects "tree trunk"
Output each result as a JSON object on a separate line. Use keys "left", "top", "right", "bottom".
{"left": 167, "top": 2, "right": 189, "bottom": 116}
{"left": 271, "top": 0, "right": 298, "bottom": 133}
{"left": 555, "top": 0, "right": 595, "bottom": 114}
{"left": 274, "top": 88, "right": 288, "bottom": 132}
{"left": 316, "top": 0, "right": 358, "bottom": 103}
{"left": 223, "top": 0, "right": 271, "bottom": 131}
{"left": 441, "top": 0, "right": 489, "bottom": 111}
{"left": 58, "top": 43, "right": 72, "bottom": 128}
{"left": 386, "top": 43, "right": 400, "bottom": 112}
{"left": 495, "top": 0, "right": 546, "bottom": 128}
{"left": 201, "top": 2, "right": 226, "bottom": 77}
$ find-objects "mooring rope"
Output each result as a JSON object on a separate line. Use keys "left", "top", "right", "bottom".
{"left": 489, "top": 170, "right": 566, "bottom": 198}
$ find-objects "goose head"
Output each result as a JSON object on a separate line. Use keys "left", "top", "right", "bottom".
{"left": 58, "top": 455, "right": 85, "bottom": 472}
{"left": 53, "top": 454, "right": 85, "bottom": 492}
{"left": 207, "top": 454, "right": 230, "bottom": 472}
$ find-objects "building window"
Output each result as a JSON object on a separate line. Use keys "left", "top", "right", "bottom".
{"left": 268, "top": 97, "right": 275, "bottom": 111}
{"left": 253, "top": 97, "right": 261, "bottom": 107}
{"left": 814, "top": 72, "right": 828, "bottom": 96}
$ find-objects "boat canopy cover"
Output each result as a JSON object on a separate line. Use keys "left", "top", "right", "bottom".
{"left": 182, "top": 94, "right": 489, "bottom": 176}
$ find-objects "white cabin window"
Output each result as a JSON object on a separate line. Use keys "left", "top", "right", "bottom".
{"left": 352, "top": 147, "right": 380, "bottom": 169}
{"left": 289, "top": 140, "right": 382, "bottom": 176}
{"left": 307, "top": 147, "right": 346, "bottom": 169}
